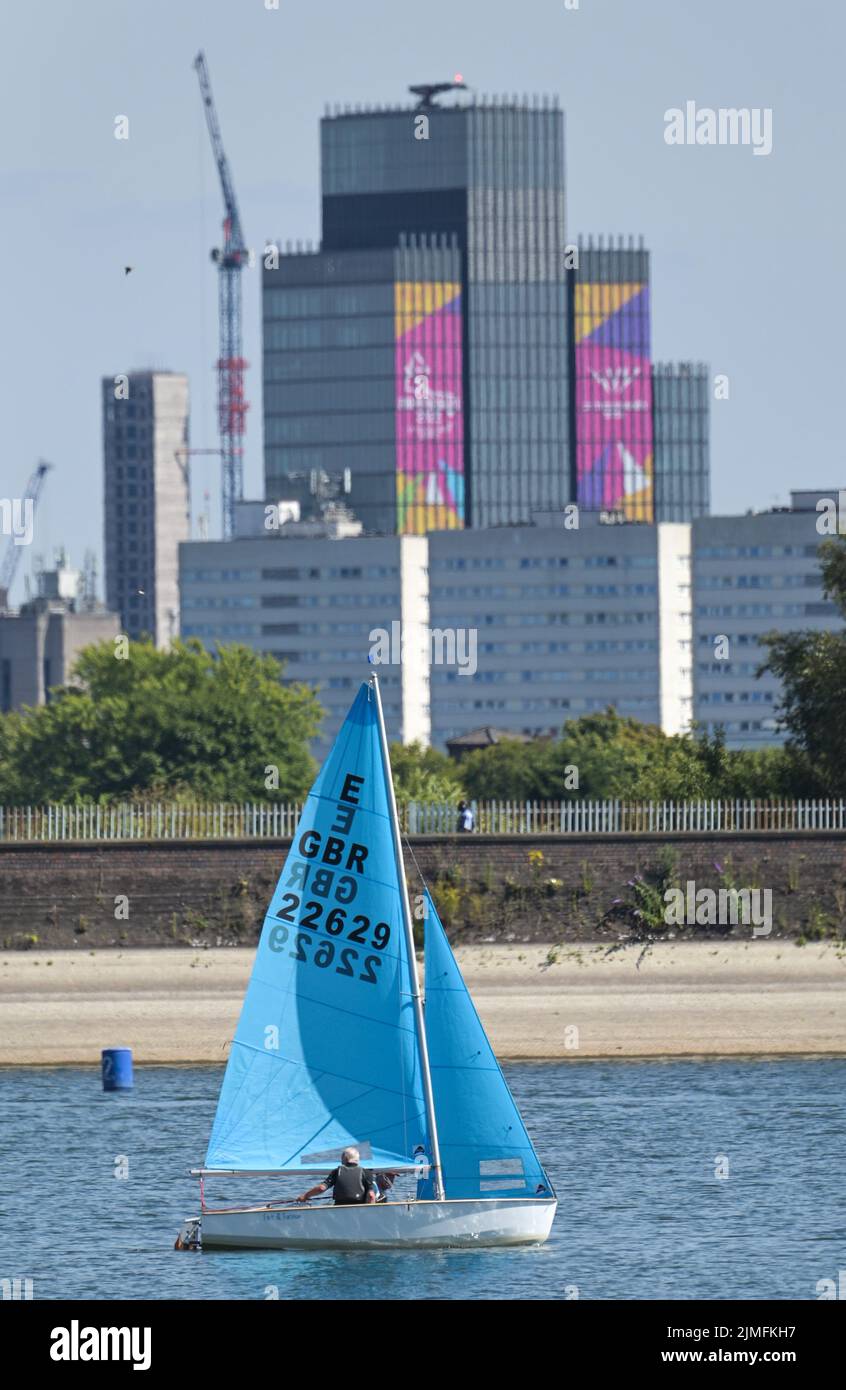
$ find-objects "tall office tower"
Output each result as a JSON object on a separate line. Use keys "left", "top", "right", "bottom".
{"left": 652, "top": 362, "right": 710, "bottom": 522}
{"left": 264, "top": 238, "right": 463, "bottom": 535}
{"left": 263, "top": 92, "right": 570, "bottom": 532}
{"left": 102, "top": 371, "right": 190, "bottom": 645}
{"left": 568, "top": 238, "right": 654, "bottom": 522}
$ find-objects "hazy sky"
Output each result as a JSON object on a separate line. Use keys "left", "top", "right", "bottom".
{"left": 2, "top": 0, "right": 843, "bottom": 602}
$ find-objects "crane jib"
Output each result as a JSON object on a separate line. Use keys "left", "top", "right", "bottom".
{"left": 192, "top": 50, "right": 249, "bottom": 540}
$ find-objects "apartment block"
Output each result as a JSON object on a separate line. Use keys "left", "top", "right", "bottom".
{"left": 692, "top": 492, "right": 844, "bottom": 746}
{"left": 179, "top": 514, "right": 429, "bottom": 749}
{"left": 427, "top": 519, "right": 693, "bottom": 747}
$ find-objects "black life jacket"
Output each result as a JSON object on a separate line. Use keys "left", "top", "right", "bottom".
{"left": 331, "top": 1163, "right": 370, "bottom": 1204}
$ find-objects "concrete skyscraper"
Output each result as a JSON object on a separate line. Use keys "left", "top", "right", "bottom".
{"left": 102, "top": 370, "right": 190, "bottom": 645}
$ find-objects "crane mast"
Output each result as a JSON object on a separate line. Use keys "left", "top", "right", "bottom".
{"left": 0, "top": 460, "right": 52, "bottom": 609}
{"left": 194, "top": 51, "right": 249, "bottom": 539}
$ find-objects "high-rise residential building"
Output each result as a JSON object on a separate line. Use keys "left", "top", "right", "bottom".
{"left": 652, "top": 362, "right": 710, "bottom": 522}
{"left": 179, "top": 511, "right": 429, "bottom": 749}
{"left": 183, "top": 496, "right": 846, "bottom": 753}
{"left": 179, "top": 513, "right": 695, "bottom": 751}
{"left": 692, "top": 492, "right": 844, "bottom": 746}
{"left": 568, "top": 238, "right": 655, "bottom": 522}
{"left": 264, "top": 93, "right": 570, "bottom": 533}
{"left": 428, "top": 518, "right": 693, "bottom": 745}
{"left": 102, "top": 370, "right": 190, "bottom": 645}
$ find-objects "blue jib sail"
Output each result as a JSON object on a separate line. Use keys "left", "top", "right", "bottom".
{"left": 205, "top": 682, "right": 429, "bottom": 1171}
{"left": 419, "top": 890, "right": 553, "bottom": 1200}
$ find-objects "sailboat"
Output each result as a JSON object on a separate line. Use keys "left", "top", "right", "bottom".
{"left": 177, "top": 676, "right": 556, "bottom": 1249}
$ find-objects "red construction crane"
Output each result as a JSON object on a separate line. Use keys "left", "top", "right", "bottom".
{"left": 193, "top": 50, "right": 250, "bottom": 539}
{"left": 0, "top": 460, "right": 52, "bottom": 610}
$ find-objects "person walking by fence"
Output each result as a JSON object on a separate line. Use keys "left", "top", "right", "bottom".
{"left": 456, "top": 800, "right": 475, "bottom": 833}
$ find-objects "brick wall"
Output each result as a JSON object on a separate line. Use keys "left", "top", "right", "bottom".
{"left": 2, "top": 832, "right": 846, "bottom": 948}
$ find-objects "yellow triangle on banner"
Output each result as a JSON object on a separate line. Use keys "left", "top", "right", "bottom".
{"left": 620, "top": 451, "right": 654, "bottom": 521}
{"left": 395, "top": 282, "right": 460, "bottom": 337}
{"left": 621, "top": 480, "right": 653, "bottom": 521}
{"left": 574, "top": 282, "right": 644, "bottom": 343}
{"left": 400, "top": 504, "right": 463, "bottom": 535}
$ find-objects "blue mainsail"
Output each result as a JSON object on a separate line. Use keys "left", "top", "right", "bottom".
{"left": 205, "top": 682, "right": 429, "bottom": 1171}
{"left": 419, "top": 890, "right": 553, "bottom": 1200}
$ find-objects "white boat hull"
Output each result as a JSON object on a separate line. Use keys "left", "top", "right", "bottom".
{"left": 195, "top": 1197, "right": 557, "bottom": 1250}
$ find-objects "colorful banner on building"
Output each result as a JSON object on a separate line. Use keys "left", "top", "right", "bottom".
{"left": 395, "top": 282, "right": 464, "bottom": 533}
{"left": 574, "top": 282, "right": 653, "bottom": 521}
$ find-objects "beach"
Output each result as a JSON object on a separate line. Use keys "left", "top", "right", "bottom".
{"left": 1, "top": 940, "right": 844, "bottom": 1064}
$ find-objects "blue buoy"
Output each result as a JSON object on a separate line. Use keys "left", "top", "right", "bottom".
{"left": 102, "top": 1047, "right": 133, "bottom": 1091}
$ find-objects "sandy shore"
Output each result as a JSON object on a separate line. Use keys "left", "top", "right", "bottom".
{"left": 1, "top": 941, "right": 845, "bottom": 1065}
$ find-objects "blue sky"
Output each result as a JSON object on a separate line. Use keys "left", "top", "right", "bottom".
{"left": 1, "top": 0, "right": 842, "bottom": 601}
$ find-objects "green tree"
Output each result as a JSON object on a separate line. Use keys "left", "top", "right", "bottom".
{"left": 460, "top": 711, "right": 685, "bottom": 801}
{"left": 460, "top": 737, "right": 553, "bottom": 800}
{"left": 759, "top": 537, "right": 846, "bottom": 794}
{"left": 0, "top": 639, "right": 321, "bottom": 804}
{"left": 453, "top": 711, "right": 814, "bottom": 802}
{"left": 552, "top": 709, "right": 677, "bottom": 798}
{"left": 653, "top": 727, "right": 808, "bottom": 800}
{"left": 388, "top": 741, "right": 463, "bottom": 806}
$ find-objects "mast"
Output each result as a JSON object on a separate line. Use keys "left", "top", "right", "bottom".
{"left": 370, "top": 674, "right": 445, "bottom": 1201}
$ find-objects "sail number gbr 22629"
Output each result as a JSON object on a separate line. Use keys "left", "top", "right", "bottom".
{"left": 268, "top": 898, "right": 389, "bottom": 986}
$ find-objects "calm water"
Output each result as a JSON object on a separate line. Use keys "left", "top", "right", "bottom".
{"left": 1, "top": 1060, "right": 844, "bottom": 1301}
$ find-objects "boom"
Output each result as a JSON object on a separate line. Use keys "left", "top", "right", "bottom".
{"left": 193, "top": 51, "right": 249, "bottom": 539}
{"left": 193, "top": 51, "right": 246, "bottom": 256}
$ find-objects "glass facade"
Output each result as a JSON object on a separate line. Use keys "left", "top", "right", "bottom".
{"left": 463, "top": 106, "right": 570, "bottom": 527}
{"left": 652, "top": 362, "right": 711, "bottom": 521}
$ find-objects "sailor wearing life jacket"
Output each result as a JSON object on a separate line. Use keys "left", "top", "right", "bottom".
{"left": 296, "top": 1147, "right": 378, "bottom": 1206}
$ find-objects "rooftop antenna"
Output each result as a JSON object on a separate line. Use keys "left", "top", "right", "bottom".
{"left": 409, "top": 76, "right": 468, "bottom": 108}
